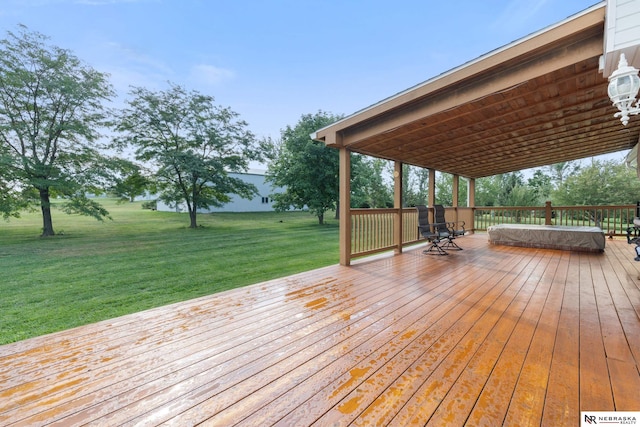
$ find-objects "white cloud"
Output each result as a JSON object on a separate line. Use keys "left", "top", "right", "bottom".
{"left": 79, "top": 40, "right": 175, "bottom": 100}
{"left": 490, "top": 0, "right": 550, "bottom": 33}
{"left": 102, "top": 41, "right": 173, "bottom": 75}
{"left": 188, "top": 64, "right": 235, "bottom": 87}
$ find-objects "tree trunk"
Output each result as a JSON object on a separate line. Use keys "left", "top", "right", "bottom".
{"left": 189, "top": 208, "right": 198, "bottom": 228}
{"left": 188, "top": 188, "right": 198, "bottom": 228}
{"left": 39, "top": 188, "right": 55, "bottom": 236}
{"left": 318, "top": 212, "right": 324, "bottom": 225}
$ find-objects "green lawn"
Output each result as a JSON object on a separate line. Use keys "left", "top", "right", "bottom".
{"left": 0, "top": 200, "right": 339, "bottom": 345}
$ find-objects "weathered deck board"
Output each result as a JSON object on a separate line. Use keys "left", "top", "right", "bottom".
{"left": 1, "top": 235, "right": 639, "bottom": 426}
{"left": 542, "top": 251, "right": 581, "bottom": 427}
{"left": 503, "top": 251, "right": 570, "bottom": 427}
{"left": 578, "top": 253, "right": 615, "bottom": 412}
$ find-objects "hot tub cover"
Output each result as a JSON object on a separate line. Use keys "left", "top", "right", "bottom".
{"left": 487, "top": 224, "right": 605, "bottom": 253}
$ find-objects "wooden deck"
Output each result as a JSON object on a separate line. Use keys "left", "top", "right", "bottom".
{"left": 1, "top": 235, "right": 640, "bottom": 426}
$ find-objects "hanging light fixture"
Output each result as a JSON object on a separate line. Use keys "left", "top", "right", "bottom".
{"left": 608, "top": 53, "right": 640, "bottom": 126}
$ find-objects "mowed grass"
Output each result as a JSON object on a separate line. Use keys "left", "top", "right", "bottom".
{"left": 0, "top": 200, "right": 339, "bottom": 345}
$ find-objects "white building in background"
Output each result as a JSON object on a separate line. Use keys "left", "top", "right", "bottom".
{"left": 156, "top": 170, "right": 283, "bottom": 213}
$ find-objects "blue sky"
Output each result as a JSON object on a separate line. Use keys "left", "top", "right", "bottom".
{"left": 0, "top": 0, "right": 601, "bottom": 144}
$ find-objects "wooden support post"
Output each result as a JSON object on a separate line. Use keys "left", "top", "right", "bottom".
{"left": 452, "top": 175, "right": 459, "bottom": 208}
{"left": 428, "top": 169, "right": 436, "bottom": 222}
{"left": 428, "top": 169, "right": 436, "bottom": 206}
{"left": 394, "top": 161, "right": 403, "bottom": 254}
{"left": 467, "top": 178, "right": 475, "bottom": 207}
{"left": 339, "top": 147, "right": 351, "bottom": 266}
{"left": 468, "top": 178, "right": 476, "bottom": 232}
{"left": 545, "top": 200, "right": 553, "bottom": 225}
{"left": 452, "top": 174, "right": 460, "bottom": 223}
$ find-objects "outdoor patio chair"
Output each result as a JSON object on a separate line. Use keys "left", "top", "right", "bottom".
{"left": 416, "top": 205, "right": 448, "bottom": 255}
{"left": 628, "top": 201, "right": 640, "bottom": 260}
{"left": 433, "top": 204, "right": 465, "bottom": 251}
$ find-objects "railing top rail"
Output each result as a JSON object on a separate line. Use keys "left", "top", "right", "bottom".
{"left": 351, "top": 208, "right": 398, "bottom": 215}
{"left": 474, "top": 205, "right": 635, "bottom": 209}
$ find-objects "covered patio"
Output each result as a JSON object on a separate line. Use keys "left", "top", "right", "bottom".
{"left": 312, "top": 1, "right": 640, "bottom": 265}
{"left": 1, "top": 235, "right": 639, "bottom": 426}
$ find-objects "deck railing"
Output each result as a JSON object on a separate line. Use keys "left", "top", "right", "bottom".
{"left": 350, "top": 208, "right": 422, "bottom": 258}
{"left": 349, "top": 203, "right": 637, "bottom": 258}
{"left": 474, "top": 203, "right": 636, "bottom": 234}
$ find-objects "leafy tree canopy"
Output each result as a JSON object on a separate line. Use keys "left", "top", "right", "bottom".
{"left": 552, "top": 158, "right": 640, "bottom": 206}
{"left": 109, "top": 159, "right": 152, "bottom": 203}
{"left": 0, "top": 143, "right": 27, "bottom": 219}
{"left": 527, "top": 169, "right": 553, "bottom": 202}
{"left": 402, "top": 165, "right": 430, "bottom": 207}
{"left": 350, "top": 156, "right": 393, "bottom": 209}
{"left": 266, "top": 111, "right": 343, "bottom": 224}
{"left": 0, "top": 25, "right": 115, "bottom": 235}
{"left": 476, "top": 172, "right": 540, "bottom": 207}
{"left": 434, "top": 172, "right": 469, "bottom": 207}
{"left": 545, "top": 161, "right": 580, "bottom": 188}
{"left": 114, "top": 83, "right": 265, "bottom": 228}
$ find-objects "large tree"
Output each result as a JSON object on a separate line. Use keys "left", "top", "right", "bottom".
{"left": 434, "top": 172, "right": 469, "bottom": 207}
{"left": 550, "top": 158, "right": 640, "bottom": 226}
{"left": 402, "top": 165, "right": 430, "bottom": 207}
{"left": 350, "top": 156, "right": 392, "bottom": 208}
{"left": 545, "top": 161, "right": 580, "bottom": 188}
{"left": 552, "top": 158, "right": 640, "bottom": 206}
{"left": 266, "top": 111, "right": 343, "bottom": 224}
{"left": 110, "top": 159, "right": 152, "bottom": 203}
{"left": 527, "top": 169, "right": 553, "bottom": 202}
{"left": 114, "top": 84, "right": 263, "bottom": 228}
{"left": 0, "top": 26, "right": 115, "bottom": 235}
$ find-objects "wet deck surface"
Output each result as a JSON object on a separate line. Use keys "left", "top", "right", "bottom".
{"left": 1, "top": 235, "right": 639, "bottom": 426}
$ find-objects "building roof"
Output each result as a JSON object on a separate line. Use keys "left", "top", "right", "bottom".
{"left": 313, "top": 2, "right": 640, "bottom": 179}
